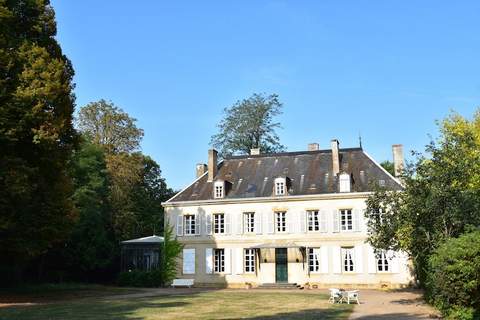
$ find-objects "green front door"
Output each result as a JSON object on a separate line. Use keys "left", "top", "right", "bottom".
{"left": 275, "top": 248, "right": 288, "bottom": 283}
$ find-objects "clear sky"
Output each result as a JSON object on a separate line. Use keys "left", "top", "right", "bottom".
{"left": 50, "top": 0, "right": 480, "bottom": 190}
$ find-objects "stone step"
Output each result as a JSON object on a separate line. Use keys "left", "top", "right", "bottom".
{"left": 256, "top": 283, "right": 302, "bottom": 289}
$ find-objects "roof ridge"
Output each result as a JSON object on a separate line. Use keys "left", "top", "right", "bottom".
{"left": 225, "top": 147, "right": 363, "bottom": 160}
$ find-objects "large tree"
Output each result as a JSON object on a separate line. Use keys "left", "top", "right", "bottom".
{"left": 0, "top": 0, "right": 77, "bottom": 282}
{"left": 210, "top": 93, "right": 285, "bottom": 156}
{"left": 365, "top": 109, "right": 480, "bottom": 284}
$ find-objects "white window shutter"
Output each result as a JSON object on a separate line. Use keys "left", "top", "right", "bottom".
{"left": 299, "top": 211, "right": 306, "bottom": 233}
{"left": 320, "top": 210, "right": 328, "bottom": 233}
{"left": 183, "top": 248, "right": 195, "bottom": 274}
{"left": 367, "top": 245, "right": 377, "bottom": 274}
{"left": 353, "top": 209, "right": 361, "bottom": 232}
{"left": 205, "top": 213, "right": 212, "bottom": 235}
{"left": 332, "top": 246, "right": 341, "bottom": 273}
{"left": 267, "top": 212, "right": 274, "bottom": 234}
{"left": 195, "top": 215, "right": 201, "bottom": 235}
{"left": 205, "top": 248, "right": 213, "bottom": 274}
{"left": 224, "top": 248, "right": 232, "bottom": 274}
{"left": 225, "top": 213, "right": 231, "bottom": 235}
{"left": 233, "top": 248, "right": 243, "bottom": 274}
{"left": 355, "top": 245, "right": 363, "bottom": 273}
{"left": 390, "top": 250, "right": 400, "bottom": 273}
{"left": 332, "top": 210, "right": 340, "bottom": 233}
{"left": 286, "top": 213, "right": 291, "bottom": 233}
{"left": 255, "top": 213, "right": 262, "bottom": 234}
{"left": 176, "top": 215, "right": 183, "bottom": 236}
{"left": 235, "top": 213, "right": 242, "bottom": 235}
{"left": 320, "top": 246, "right": 329, "bottom": 273}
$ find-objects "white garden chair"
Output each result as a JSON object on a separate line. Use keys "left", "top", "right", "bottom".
{"left": 328, "top": 288, "right": 343, "bottom": 304}
{"left": 346, "top": 290, "right": 360, "bottom": 304}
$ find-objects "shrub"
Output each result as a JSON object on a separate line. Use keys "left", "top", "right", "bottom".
{"left": 117, "top": 269, "right": 163, "bottom": 287}
{"left": 426, "top": 230, "right": 480, "bottom": 319}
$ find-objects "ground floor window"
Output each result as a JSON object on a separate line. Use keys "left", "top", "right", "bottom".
{"left": 214, "top": 248, "right": 225, "bottom": 273}
{"left": 377, "top": 250, "right": 389, "bottom": 272}
{"left": 244, "top": 249, "right": 256, "bottom": 273}
{"left": 342, "top": 247, "right": 355, "bottom": 272}
{"left": 308, "top": 248, "right": 320, "bottom": 272}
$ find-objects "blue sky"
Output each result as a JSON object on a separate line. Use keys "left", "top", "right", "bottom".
{"left": 51, "top": 1, "right": 480, "bottom": 190}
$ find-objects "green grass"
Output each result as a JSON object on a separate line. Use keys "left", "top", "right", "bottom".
{"left": 0, "top": 289, "right": 353, "bottom": 320}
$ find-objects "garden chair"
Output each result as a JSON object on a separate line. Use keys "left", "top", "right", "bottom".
{"left": 346, "top": 290, "right": 360, "bottom": 304}
{"left": 328, "top": 288, "right": 343, "bottom": 304}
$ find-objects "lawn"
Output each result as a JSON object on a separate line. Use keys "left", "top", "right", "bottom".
{"left": 0, "top": 288, "right": 353, "bottom": 320}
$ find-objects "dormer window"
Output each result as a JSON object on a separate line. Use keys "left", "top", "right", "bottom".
{"left": 214, "top": 181, "right": 224, "bottom": 198}
{"left": 274, "top": 177, "right": 286, "bottom": 196}
{"left": 339, "top": 173, "right": 351, "bottom": 193}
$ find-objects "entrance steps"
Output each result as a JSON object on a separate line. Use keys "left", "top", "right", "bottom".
{"left": 256, "top": 283, "right": 302, "bottom": 290}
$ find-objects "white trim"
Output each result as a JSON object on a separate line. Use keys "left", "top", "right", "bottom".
{"left": 363, "top": 151, "right": 403, "bottom": 187}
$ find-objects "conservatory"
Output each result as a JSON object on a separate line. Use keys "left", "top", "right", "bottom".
{"left": 120, "top": 235, "right": 164, "bottom": 271}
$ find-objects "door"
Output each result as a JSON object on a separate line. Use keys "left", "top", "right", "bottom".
{"left": 275, "top": 248, "right": 288, "bottom": 283}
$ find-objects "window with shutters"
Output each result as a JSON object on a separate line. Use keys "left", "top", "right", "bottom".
{"left": 308, "top": 248, "right": 320, "bottom": 272}
{"left": 377, "top": 250, "right": 389, "bottom": 272}
{"left": 214, "top": 181, "right": 224, "bottom": 198}
{"left": 184, "top": 215, "right": 196, "bottom": 235}
{"left": 275, "top": 211, "right": 286, "bottom": 232}
{"left": 213, "top": 213, "right": 225, "bottom": 234}
{"left": 307, "top": 210, "right": 320, "bottom": 232}
{"left": 244, "top": 212, "right": 255, "bottom": 233}
{"left": 342, "top": 247, "right": 355, "bottom": 272}
{"left": 340, "top": 209, "right": 353, "bottom": 231}
{"left": 244, "top": 249, "right": 256, "bottom": 273}
{"left": 214, "top": 249, "right": 225, "bottom": 273}
{"left": 274, "top": 177, "right": 286, "bottom": 196}
{"left": 339, "top": 173, "right": 351, "bottom": 192}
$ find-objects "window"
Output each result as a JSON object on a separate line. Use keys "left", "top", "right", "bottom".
{"left": 244, "top": 249, "right": 256, "bottom": 273}
{"left": 274, "top": 178, "right": 286, "bottom": 196}
{"left": 339, "top": 173, "right": 351, "bottom": 192}
{"left": 275, "top": 211, "right": 286, "bottom": 232}
{"left": 308, "top": 248, "right": 320, "bottom": 272}
{"left": 244, "top": 212, "right": 255, "bottom": 233}
{"left": 184, "top": 215, "right": 196, "bottom": 235}
{"left": 342, "top": 248, "right": 355, "bottom": 272}
{"left": 214, "top": 181, "right": 224, "bottom": 198}
{"left": 377, "top": 250, "right": 389, "bottom": 272}
{"left": 307, "top": 210, "right": 320, "bottom": 232}
{"left": 213, "top": 213, "right": 225, "bottom": 234}
{"left": 340, "top": 209, "right": 353, "bottom": 231}
{"left": 214, "top": 249, "right": 225, "bottom": 273}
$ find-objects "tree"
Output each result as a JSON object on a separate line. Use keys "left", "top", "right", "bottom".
{"left": 159, "top": 222, "right": 183, "bottom": 285}
{"left": 77, "top": 100, "right": 144, "bottom": 154}
{"left": 0, "top": 0, "right": 77, "bottom": 282}
{"left": 365, "top": 109, "right": 480, "bottom": 284}
{"left": 380, "top": 160, "right": 395, "bottom": 176}
{"left": 210, "top": 93, "right": 285, "bottom": 156}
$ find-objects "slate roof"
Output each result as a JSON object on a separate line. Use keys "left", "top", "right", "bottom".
{"left": 121, "top": 235, "right": 164, "bottom": 244}
{"left": 168, "top": 148, "right": 402, "bottom": 203}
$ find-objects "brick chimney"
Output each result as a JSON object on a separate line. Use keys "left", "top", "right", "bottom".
{"left": 207, "top": 149, "right": 218, "bottom": 182}
{"left": 308, "top": 143, "right": 319, "bottom": 151}
{"left": 250, "top": 148, "right": 260, "bottom": 155}
{"left": 196, "top": 163, "right": 207, "bottom": 178}
{"left": 392, "top": 144, "right": 404, "bottom": 177}
{"left": 331, "top": 139, "right": 340, "bottom": 176}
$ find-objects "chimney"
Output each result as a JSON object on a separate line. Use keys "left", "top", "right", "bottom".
{"left": 308, "top": 143, "right": 319, "bottom": 151}
{"left": 207, "top": 149, "right": 218, "bottom": 182}
{"left": 196, "top": 163, "right": 207, "bottom": 178}
{"left": 250, "top": 148, "right": 260, "bottom": 155}
{"left": 331, "top": 139, "right": 340, "bottom": 176}
{"left": 392, "top": 144, "right": 404, "bottom": 177}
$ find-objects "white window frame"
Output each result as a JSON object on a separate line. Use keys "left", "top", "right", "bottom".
{"left": 307, "top": 210, "right": 320, "bottom": 232}
{"left": 340, "top": 209, "right": 353, "bottom": 232}
{"left": 184, "top": 214, "right": 196, "bottom": 235}
{"left": 342, "top": 247, "right": 355, "bottom": 273}
{"left": 339, "top": 173, "right": 351, "bottom": 193}
{"left": 274, "top": 177, "right": 286, "bottom": 196}
{"left": 275, "top": 211, "right": 287, "bottom": 233}
{"left": 214, "top": 248, "right": 225, "bottom": 273}
{"left": 214, "top": 181, "right": 224, "bottom": 199}
{"left": 244, "top": 249, "right": 256, "bottom": 273}
{"left": 243, "top": 212, "right": 255, "bottom": 233}
{"left": 376, "top": 250, "right": 389, "bottom": 272}
{"left": 308, "top": 248, "right": 320, "bottom": 273}
{"left": 213, "top": 213, "right": 225, "bottom": 234}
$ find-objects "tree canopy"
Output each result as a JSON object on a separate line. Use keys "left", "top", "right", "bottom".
{"left": 210, "top": 93, "right": 285, "bottom": 156}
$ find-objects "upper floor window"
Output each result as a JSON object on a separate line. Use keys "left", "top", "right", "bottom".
{"left": 342, "top": 247, "right": 355, "bottom": 272}
{"left": 213, "top": 213, "right": 225, "bottom": 234}
{"left": 275, "top": 211, "right": 287, "bottom": 232}
{"left": 244, "top": 212, "right": 255, "bottom": 233}
{"left": 307, "top": 210, "right": 320, "bottom": 232}
{"left": 377, "top": 250, "right": 389, "bottom": 272}
{"left": 339, "top": 173, "right": 351, "bottom": 192}
{"left": 308, "top": 248, "right": 320, "bottom": 272}
{"left": 340, "top": 209, "right": 353, "bottom": 231}
{"left": 184, "top": 214, "right": 196, "bottom": 235}
{"left": 274, "top": 177, "right": 286, "bottom": 196}
{"left": 214, "top": 248, "right": 225, "bottom": 273}
{"left": 214, "top": 181, "right": 224, "bottom": 199}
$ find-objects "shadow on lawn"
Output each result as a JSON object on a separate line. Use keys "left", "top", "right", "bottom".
{"left": 226, "top": 307, "right": 352, "bottom": 320}
{"left": 352, "top": 313, "right": 438, "bottom": 319}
